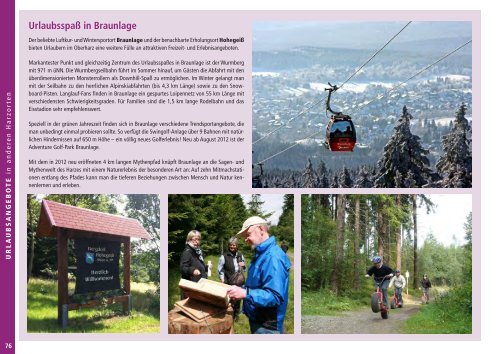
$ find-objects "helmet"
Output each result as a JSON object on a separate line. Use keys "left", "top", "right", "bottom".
{"left": 395, "top": 269, "right": 401, "bottom": 273}
{"left": 372, "top": 256, "right": 382, "bottom": 264}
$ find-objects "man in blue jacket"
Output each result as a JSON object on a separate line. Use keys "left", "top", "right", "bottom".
{"left": 227, "top": 216, "right": 291, "bottom": 334}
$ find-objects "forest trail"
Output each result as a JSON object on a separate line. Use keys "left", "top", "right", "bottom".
{"left": 302, "top": 295, "right": 423, "bottom": 334}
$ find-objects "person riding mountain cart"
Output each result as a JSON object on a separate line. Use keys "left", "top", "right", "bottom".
{"left": 389, "top": 269, "right": 406, "bottom": 308}
{"left": 365, "top": 256, "right": 394, "bottom": 310}
{"left": 420, "top": 274, "right": 432, "bottom": 304}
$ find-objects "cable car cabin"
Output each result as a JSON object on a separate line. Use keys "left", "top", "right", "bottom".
{"left": 325, "top": 115, "right": 356, "bottom": 152}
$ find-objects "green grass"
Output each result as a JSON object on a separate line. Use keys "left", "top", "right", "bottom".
{"left": 403, "top": 284, "right": 472, "bottom": 334}
{"left": 302, "top": 287, "right": 368, "bottom": 316}
{"left": 168, "top": 248, "right": 294, "bottom": 334}
{"left": 27, "top": 278, "right": 160, "bottom": 333}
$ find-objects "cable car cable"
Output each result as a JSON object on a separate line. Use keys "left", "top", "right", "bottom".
{"left": 349, "top": 39, "right": 472, "bottom": 114}
{"left": 322, "top": 22, "right": 412, "bottom": 152}
{"left": 253, "top": 21, "right": 412, "bottom": 145}
{"left": 337, "top": 21, "right": 412, "bottom": 91}
{"left": 252, "top": 96, "right": 324, "bottom": 145}
{"left": 257, "top": 130, "right": 322, "bottom": 165}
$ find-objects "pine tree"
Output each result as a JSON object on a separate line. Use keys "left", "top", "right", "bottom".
{"left": 339, "top": 167, "right": 353, "bottom": 188}
{"left": 331, "top": 175, "right": 339, "bottom": 188}
{"left": 353, "top": 196, "right": 361, "bottom": 289}
{"left": 412, "top": 195, "right": 418, "bottom": 288}
{"left": 284, "top": 174, "right": 296, "bottom": 188}
{"left": 394, "top": 170, "right": 404, "bottom": 188}
{"left": 354, "top": 167, "right": 374, "bottom": 188}
{"left": 27, "top": 195, "right": 39, "bottom": 280}
{"left": 247, "top": 194, "right": 273, "bottom": 219}
{"left": 126, "top": 194, "right": 161, "bottom": 284}
{"left": 463, "top": 212, "right": 472, "bottom": 281}
{"left": 404, "top": 170, "right": 418, "bottom": 188}
{"left": 331, "top": 195, "right": 346, "bottom": 294}
{"left": 436, "top": 103, "right": 472, "bottom": 188}
{"left": 316, "top": 160, "right": 330, "bottom": 188}
{"left": 276, "top": 195, "right": 294, "bottom": 246}
{"left": 301, "top": 159, "right": 317, "bottom": 188}
{"left": 374, "top": 106, "right": 433, "bottom": 187}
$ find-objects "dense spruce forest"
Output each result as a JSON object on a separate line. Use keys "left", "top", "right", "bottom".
{"left": 302, "top": 194, "right": 471, "bottom": 291}
{"left": 301, "top": 194, "right": 472, "bottom": 332}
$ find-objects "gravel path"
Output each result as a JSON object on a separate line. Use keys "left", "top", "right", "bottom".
{"left": 302, "top": 302, "right": 421, "bottom": 334}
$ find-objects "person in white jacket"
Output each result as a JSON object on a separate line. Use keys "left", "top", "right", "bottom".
{"left": 388, "top": 269, "right": 406, "bottom": 306}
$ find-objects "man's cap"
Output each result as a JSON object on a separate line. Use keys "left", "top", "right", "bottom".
{"left": 236, "top": 216, "right": 268, "bottom": 236}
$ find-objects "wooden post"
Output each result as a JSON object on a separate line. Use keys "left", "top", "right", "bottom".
{"left": 57, "top": 228, "right": 69, "bottom": 327}
{"left": 123, "top": 239, "right": 131, "bottom": 314}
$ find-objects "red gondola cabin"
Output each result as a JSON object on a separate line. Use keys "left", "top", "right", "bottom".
{"left": 325, "top": 114, "right": 356, "bottom": 152}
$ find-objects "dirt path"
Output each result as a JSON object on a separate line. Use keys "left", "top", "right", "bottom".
{"left": 302, "top": 297, "right": 422, "bottom": 334}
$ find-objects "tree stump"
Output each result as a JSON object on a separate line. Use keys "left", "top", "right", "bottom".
{"left": 168, "top": 306, "right": 234, "bottom": 334}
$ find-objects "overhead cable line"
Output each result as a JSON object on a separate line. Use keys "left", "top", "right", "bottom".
{"left": 252, "top": 96, "right": 324, "bottom": 145}
{"left": 256, "top": 38, "right": 472, "bottom": 165}
{"left": 336, "top": 21, "right": 412, "bottom": 91}
{"left": 252, "top": 21, "right": 412, "bottom": 145}
{"left": 348, "top": 39, "right": 472, "bottom": 114}
{"left": 257, "top": 130, "right": 322, "bottom": 164}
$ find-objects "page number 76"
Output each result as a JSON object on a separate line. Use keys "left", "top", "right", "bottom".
{"left": 5, "top": 343, "right": 13, "bottom": 349}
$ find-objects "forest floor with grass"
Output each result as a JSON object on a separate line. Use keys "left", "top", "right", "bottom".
{"left": 402, "top": 285, "right": 472, "bottom": 334}
{"left": 27, "top": 278, "right": 160, "bottom": 333}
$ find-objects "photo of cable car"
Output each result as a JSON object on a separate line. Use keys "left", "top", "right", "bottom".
{"left": 251, "top": 21, "right": 473, "bottom": 189}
